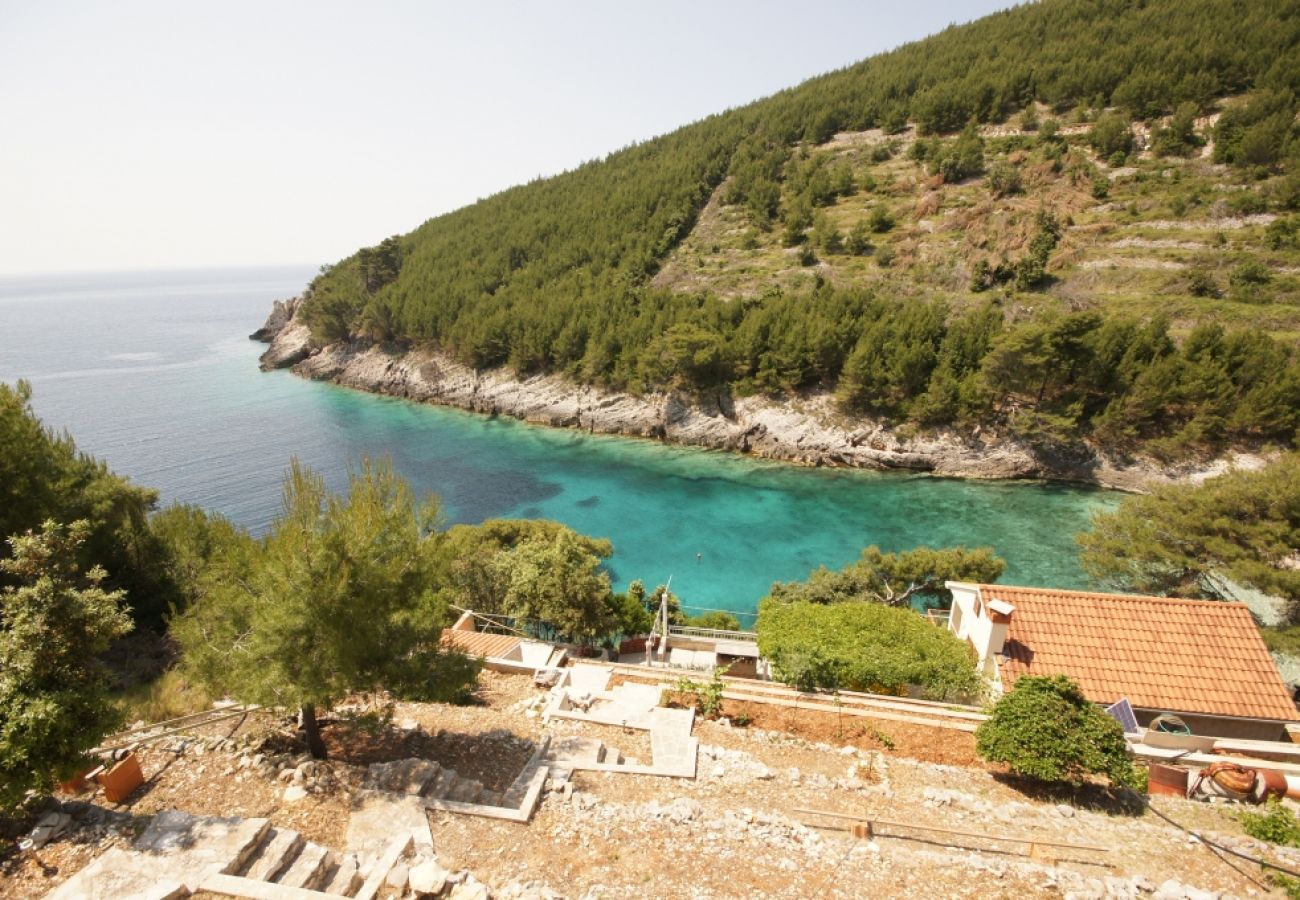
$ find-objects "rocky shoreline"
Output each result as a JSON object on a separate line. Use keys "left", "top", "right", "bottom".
{"left": 253, "top": 300, "right": 1264, "bottom": 492}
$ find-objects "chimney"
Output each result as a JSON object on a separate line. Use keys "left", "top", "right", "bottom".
{"left": 983, "top": 598, "right": 1015, "bottom": 661}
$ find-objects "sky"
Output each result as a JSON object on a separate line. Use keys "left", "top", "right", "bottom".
{"left": 0, "top": 1, "right": 1013, "bottom": 276}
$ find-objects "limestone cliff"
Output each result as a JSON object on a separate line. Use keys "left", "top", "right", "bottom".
{"left": 254, "top": 305, "right": 1263, "bottom": 492}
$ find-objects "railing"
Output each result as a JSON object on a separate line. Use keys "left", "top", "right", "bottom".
{"left": 926, "top": 609, "right": 952, "bottom": 628}
{"left": 668, "top": 625, "right": 758, "bottom": 642}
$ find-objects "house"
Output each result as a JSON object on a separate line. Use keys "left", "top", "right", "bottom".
{"left": 944, "top": 582, "right": 1298, "bottom": 740}
{"left": 441, "top": 611, "right": 568, "bottom": 674}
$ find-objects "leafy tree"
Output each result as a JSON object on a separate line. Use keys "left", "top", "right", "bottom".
{"left": 1151, "top": 101, "right": 1203, "bottom": 157}
{"left": 641, "top": 324, "right": 729, "bottom": 391}
{"left": 492, "top": 529, "right": 615, "bottom": 644}
{"left": 766, "top": 545, "right": 1005, "bottom": 610}
{"left": 1078, "top": 454, "right": 1300, "bottom": 610}
{"left": 929, "top": 121, "right": 986, "bottom": 182}
{"left": 986, "top": 161, "right": 1022, "bottom": 197}
{"left": 0, "top": 381, "right": 171, "bottom": 625}
{"left": 608, "top": 583, "right": 654, "bottom": 636}
{"left": 1, "top": 521, "right": 133, "bottom": 809}
{"left": 431, "top": 519, "right": 613, "bottom": 618}
{"left": 976, "top": 675, "right": 1140, "bottom": 789}
{"left": 844, "top": 219, "right": 872, "bottom": 255}
{"left": 683, "top": 611, "right": 742, "bottom": 631}
{"left": 867, "top": 204, "right": 895, "bottom": 233}
{"left": 756, "top": 599, "right": 980, "bottom": 700}
{"left": 174, "top": 460, "right": 475, "bottom": 758}
{"left": 1088, "top": 112, "right": 1135, "bottom": 160}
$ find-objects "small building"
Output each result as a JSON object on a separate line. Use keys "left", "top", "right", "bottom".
{"left": 441, "top": 611, "right": 568, "bottom": 674}
{"left": 944, "top": 582, "right": 1299, "bottom": 740}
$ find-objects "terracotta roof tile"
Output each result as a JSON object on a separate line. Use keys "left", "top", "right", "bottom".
{"left": 440, "top": 628, "right": 521, "bottom": 660}
{"left": 983, "top": 584, "right": 1297, "bottom": 722}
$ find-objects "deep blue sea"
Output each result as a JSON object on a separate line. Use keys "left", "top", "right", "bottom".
{"left": 0, "top": 266, "right": 1116, "bottom": 625}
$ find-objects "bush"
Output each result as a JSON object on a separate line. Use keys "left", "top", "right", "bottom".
{"left": 1185, "top": 266, "right": 1220, "bottom": 298}
{"left": 867, "top": 204, "right": 895, "bottom": 233}
{"left": 1239, "top": 799, "right": 1300, "bottom": 848}
{"left": 1230, "top": 259, "right": 1273, "bottom": 287}
{"left": 987, "top": 163, "right": 1022, "bottom": 198}
{"left": 1089, "top": 112, "right": 1135, "bottom": 160}
{"left": 975, "top": 675, "right": 1141, "bottom": 789}
{"left": 755, "top": 599, "right": 981, "bottom": 701}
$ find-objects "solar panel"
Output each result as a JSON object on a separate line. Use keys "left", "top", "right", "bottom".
{"left": 1106, "top": 698, "right": 1141, "bottom": 735}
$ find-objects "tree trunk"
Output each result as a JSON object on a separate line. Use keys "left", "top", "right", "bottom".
{"left": 301, "top": 704, "right": 328, "bottom": 759}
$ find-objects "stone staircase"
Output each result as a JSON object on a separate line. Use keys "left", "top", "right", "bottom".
{"left": 45, "top": 810, "right": 395, "bottom": 900}
{"left": 229, "top": 825, "right": 364, "bottom": 895}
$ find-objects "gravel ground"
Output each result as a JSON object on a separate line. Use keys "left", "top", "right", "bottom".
{"left": 5, "top": 670, "right": 1299, "bottom": 899}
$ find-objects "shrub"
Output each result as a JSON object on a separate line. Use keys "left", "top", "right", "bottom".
{"left": 987, "top": 162, "right": 1022, "bottom": 198}
{"left": 1230, "top": 259, "right": 1273, "bottom": 287}
{"left": 975, "top": 675, "right": 1141, "bottom": 789}
{"left": 867, "top": 204, "right": 895, "bottom": 233}
{"left": 1089, "top": 112, "right": 1135, "bottom": 160}
{"left": 1185, "top": 266, "right": 1220, "bottom": 298}
{"left": 1239, "top": 799, "right": 1300, "bottom": 848}
{"left": 755, "top": 599, "right": 982, "bottom": 701}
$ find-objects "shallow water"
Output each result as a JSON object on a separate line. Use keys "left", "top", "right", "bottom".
{"left": 0, "top": 266, "right": 1116, "bottom": 624}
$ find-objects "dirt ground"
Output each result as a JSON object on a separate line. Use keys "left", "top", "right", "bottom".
{"left": 5, "top": 670, "right": 1300, "bottom": 899}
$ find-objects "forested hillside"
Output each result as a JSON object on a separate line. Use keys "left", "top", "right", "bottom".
{"left": 292, "top": 0, "right": 1300, "bottom": 458}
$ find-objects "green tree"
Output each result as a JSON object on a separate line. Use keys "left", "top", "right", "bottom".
{"left": 976, "top": 675, "right": 1140, "bottom": 789}
{"left": 1088, "top": 112, "right": 1135, "bottom": 160}
{"left": 756, "top": 599, "right": 980, "bottom": 700}
{"left": 1, "top": 521, "right": 133, "bottom": 809}
{"left": 844, "top": 219, "right": 872, "bottom": 255}
{"left": 492, "top": 529, "right": 615, "bottom": 644}
{"left": 1078, "top": 454, "right": 1300, "bottom": 608}
{"left": 766, "top": 545, "right": 1005, "bottom": 609}
{"left": 1151, "top": 101, "right": 1202, "bottom": 157}
{"left": 0, "top": 381, "right": 171, "bottom": 625}
{"left": 683, "top": 610, "right": 743, "bottom": 631}
{"left": 174, "top": 460, "right": 474, "bottom": 758}
{"left": 431, "top": 519, "right": 613, "bottom": 617}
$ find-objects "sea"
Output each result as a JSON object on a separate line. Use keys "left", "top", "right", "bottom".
{"left": 0, "top": 265, "right": 1117, "bottom": 625}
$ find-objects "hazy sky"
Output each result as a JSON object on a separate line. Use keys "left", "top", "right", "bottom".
{"left": 0, "top": 1, "right": 1011, "bottom": 275}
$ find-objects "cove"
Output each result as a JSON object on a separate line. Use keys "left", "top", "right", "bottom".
{"left": 0, "top": 267, "right": 1118, "bottom": 625}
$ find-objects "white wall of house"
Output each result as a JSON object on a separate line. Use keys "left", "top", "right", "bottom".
{"left": 946, "top": 581, "right": 1012, "bottom": 688}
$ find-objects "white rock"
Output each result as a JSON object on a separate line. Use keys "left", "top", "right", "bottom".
{"left": 409, "top": 859, "right": 448, "bottom": 896}
{"left": 386, "top": 862, "right": 410, "bottom": 890}
{"left": 1055, "top": 803, "right": 1076, "bottom": 818}
{"left": 710, "top": 764, "right": 726, "bottom": 778}
{"left": 283, "top": 785, "right": 308, "bottom": 803}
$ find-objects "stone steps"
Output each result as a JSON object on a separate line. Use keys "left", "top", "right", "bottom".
{"left": 236, "top": 825, "right": 363, "bottom": 897}
{"left": 241, "top": 827, "right": 305, "bottom": 882}
{"left": 276, "top": 842, "right": 331, "bottom": 891}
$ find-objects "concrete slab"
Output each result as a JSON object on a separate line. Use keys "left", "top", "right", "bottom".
{"left": 347, "top": 790, "right": 434, "bottom": 864}
{"left": 48, "top": 811, "right": 274, "bottom": 899}
{"left": 45, "top": 848, "right": 188, "bottom": 900}
{"left": 567, "top": 663, "right": 612, "bottom": 694}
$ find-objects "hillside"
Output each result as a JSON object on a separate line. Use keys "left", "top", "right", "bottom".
{"left": 266, "top": 0, "right": 1300, "bottom": 469}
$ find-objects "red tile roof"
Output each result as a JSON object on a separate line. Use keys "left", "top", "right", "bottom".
{"left": 441, "top": 628, "right": 521, "bottom": 660}
{"left": 980, "top": 584, "right": 1297, "bottom": 722}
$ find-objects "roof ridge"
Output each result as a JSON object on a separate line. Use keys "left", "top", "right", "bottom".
{"left": 977, "top": 584, "right": 1250, "bottom": 609}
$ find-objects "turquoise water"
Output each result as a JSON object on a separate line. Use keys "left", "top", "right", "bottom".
{"left": 0, "top": 267, "right": 1116, "bottom": 625}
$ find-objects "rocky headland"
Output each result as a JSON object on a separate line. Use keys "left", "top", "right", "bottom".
{"left": 253, "top": 301, "right": 1265, "bottom": 493}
